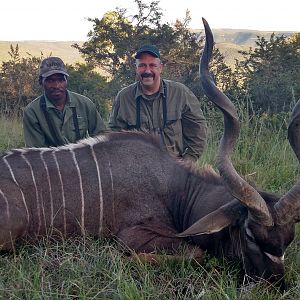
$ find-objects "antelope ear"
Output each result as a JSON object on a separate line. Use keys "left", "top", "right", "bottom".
{"left": 177, "top": 200, "right": 245, "bottom": 237}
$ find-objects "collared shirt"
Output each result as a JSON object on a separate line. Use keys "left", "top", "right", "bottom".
{"left": 109, "top": 79, "right": 207, "bottom": 161}
{"left": 23, "top": 90, "right": 107, "bottom": 147}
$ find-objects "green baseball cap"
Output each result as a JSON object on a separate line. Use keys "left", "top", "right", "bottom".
{"left": 39, "top": 57, "right": 69, "bottom": 78}
{"left": 135, "top": 45, "right": 160, "bottom": 59}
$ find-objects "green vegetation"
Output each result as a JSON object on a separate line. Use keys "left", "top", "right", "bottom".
{"left": 0, "top": 115, "right": 23, "bottom": 150}
{"left": 201, "top": 102, "right": 298, "bottom": 194}
{"left": 234, "top": 33, "right": 300, "bottom": 113}
{"left": 0, "top": 236, "right": 297, "bottom": 299}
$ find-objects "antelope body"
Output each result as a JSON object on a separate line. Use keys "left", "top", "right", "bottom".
{"left": 0, "top": 133, "right": 227, "bottom": 252}
{"left": 0, "top": 19, "right": 299, "bottom": 291}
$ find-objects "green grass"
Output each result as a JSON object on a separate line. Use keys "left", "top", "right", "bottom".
{"left": 0, "top": 236, "right": 298, "bottom": 299}
{"left": 0, "top": 110, "right": 300, "bottom": 299}
{"left": 0, "top": 115, "right": 24, "bottom": 151}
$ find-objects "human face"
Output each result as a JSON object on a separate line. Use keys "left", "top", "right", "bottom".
{"left": 136, "top": 53, "right": 163, "bottom": 92}
{"left": 42, "top": 73, "right": 67, "bottom": 103}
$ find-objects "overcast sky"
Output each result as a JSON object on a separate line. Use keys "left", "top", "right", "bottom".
{"left": 1, "top": 0, "right": 299, "bottom": 41}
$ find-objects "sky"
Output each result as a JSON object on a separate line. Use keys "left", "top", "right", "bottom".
{"left": 1, "top": 0, "right": 299, "bottom": 41}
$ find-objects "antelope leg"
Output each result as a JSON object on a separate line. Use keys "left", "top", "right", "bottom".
{"left": 116, "top": 224, "right": 204, "bottom": 263}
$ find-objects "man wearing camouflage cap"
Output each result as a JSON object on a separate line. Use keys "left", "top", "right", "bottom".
{"left": 109, "top": 45, "right": 207, "bottom": 162}
{"left": 23, "top": 56, "right": 106, "bottom": 147}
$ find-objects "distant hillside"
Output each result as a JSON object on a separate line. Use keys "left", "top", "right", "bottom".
{"left": 0, "top": 29, "right": 296, "bottom": 68}
{"left": 207, "top": 28, "right": 294, "bottom": 47}
{"left": 0, "top": 41, "right": 84, "bottom": 64}
{"left": 216, "top": 42, "right": 247, "bottom": 67}
{"left": 194, "top": 28, "right": 296, "bottom": 67}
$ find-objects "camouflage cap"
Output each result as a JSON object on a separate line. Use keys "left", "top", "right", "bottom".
{"left": 39, "top": 56, "right": 69, "bottom": 78}
{"left": 135, "top": 45, "right": 160, "bottom": 59}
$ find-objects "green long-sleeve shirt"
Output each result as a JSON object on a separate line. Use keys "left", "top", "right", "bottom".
{"left": 23, "top": 90, "right": 106, "bottom": 147}
{"left": 109, "top": 80, "right": 207, "bottom": 161}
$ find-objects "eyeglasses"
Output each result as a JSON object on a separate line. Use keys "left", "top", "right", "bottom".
{"left": 136, "top": 63, "right": 161, "bottom": 70}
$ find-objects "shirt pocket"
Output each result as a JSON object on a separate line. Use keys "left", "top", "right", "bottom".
{"left": 164, "top": 110, "right": 182, "bottom": 136}
{"left": 125, "top": 113, "right": 150, "bottom": 130}
{"left": 163, "top": 110, "right": 183, "bottom": 154}
{"left": 140, "top": 113, "right": 151, "bottom": 129}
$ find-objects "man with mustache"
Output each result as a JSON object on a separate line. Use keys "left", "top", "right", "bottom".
{"left": 109, "top": 45, "right": 207, "bottom": 161}
{"left": 23, "top": 57, "right": 106, "bottom": 147}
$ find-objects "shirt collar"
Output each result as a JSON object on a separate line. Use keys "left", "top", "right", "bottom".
{"left": 44, "top": 90, "right": 75, "bottom": 108}
{"left": 135, "top": 80, "right": 165, "bottom": 100}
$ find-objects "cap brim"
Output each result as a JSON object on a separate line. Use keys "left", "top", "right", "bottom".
{"left": 135, "top": 51, "right": 159, "bottom": 59}
{"left": 41, "top": 70, "right": 69, "bottom": 78}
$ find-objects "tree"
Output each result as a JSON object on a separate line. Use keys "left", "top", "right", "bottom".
{"left": 0, "top": 45, "right": 41, "bottom": 115}
{"left": 73, "top": 0, "right": 231, "bottom": 102}
{"left": 233, "top": 33, "right": 300, "bottom": 113}
{"left": 66, "top": 63, "right": 110, "bottom": 120}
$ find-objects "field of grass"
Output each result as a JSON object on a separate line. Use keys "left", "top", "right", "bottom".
{"left": 0, "top": 109, "right": 300, "bottom": 299}
{"left": 0, "top": 116, "right": 24, "bottom": 151}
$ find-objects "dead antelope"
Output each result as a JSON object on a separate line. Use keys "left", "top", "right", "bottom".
{"left": 0, "top": 18, "right": 298, "bottom": 292}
